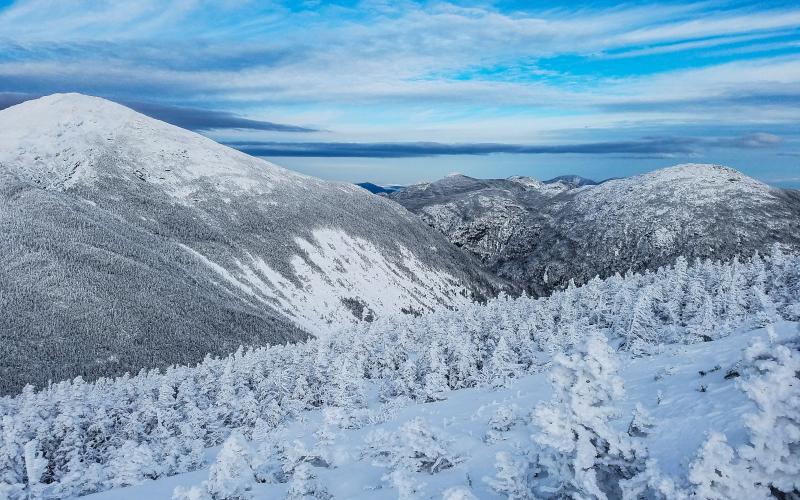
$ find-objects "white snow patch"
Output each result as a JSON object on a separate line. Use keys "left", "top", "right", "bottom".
{"left": 181, "top": 229, "right": 469, "bottom": 334}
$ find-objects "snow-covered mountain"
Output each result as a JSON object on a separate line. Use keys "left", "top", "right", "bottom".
{"left": 0, "top": 93, "right": 504, "bottom": 394}
{"left": 389, "top": 165, "right": 800, "bottom": 295}
{"left": 543, "top": 174, "right": 599, "bottom": 189}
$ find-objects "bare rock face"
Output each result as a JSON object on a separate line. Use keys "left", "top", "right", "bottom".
{"left": 389, "top": 165, "right": 800, "bottom": 296}
{"left": 0, "top": 94, "right": 504, "bottom": 394}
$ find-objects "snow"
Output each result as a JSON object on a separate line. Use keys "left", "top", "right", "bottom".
{"left": 390, "top": 163, "right": 800, "bottom": 296}
{"left": 3, "top": 250, "right": 798, "bottom": 499}
{"left": 82, "top": 322, "right": 799, "bottom": 500}
{"left": 0, "top": 94, "right": 496, "bottom": 350}
{"left": 575, "top": 164, "right": 775, "bottom": 214}
{"left": 0, "top": 93, "right": 306, "bottom": 199}
{"left": 2, "top": 94, "right": 798, "bottom": 499}
{"left": 182, "top": 228, "right": 470, "bottom": 333}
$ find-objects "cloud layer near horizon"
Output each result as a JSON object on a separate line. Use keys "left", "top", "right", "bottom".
{"left": 227, "top": 134, "right": 781, "bottom": 158}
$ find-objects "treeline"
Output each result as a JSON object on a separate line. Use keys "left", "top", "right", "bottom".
{"left": 1, "top": 250, "right": 799, "bottom": 498}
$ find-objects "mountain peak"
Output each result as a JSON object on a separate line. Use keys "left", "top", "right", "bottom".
{"left": 507, "top": 175, "right": 545, "bottom": 189}
{"left": 0, "top": 93, "right": 296, "bottom": 196}
{"left": 543, "top": 174, "right": 598, "bottom": 188}
{"left": 3, "top": 93, "right": 141, "bottom": 129}
{"left": 651, "top": 163, "right": 756, "bottom": 181}
{"left": 624, "top": 164, "right": 768, "bottom": 193}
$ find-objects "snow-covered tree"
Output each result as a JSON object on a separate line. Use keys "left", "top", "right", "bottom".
{"left": 485, "top": 336, "right": 520, "bottom": 388}
{"left": 286, "top": 463, "right": 331, "bottom": 500}
{"left": 485, "top": 405, "right": 517, "bottom": 443}
{"left": 206, "top": 432, "right": 256, "bottom": 500}
{"left": 620, "top": 459, "right": 685, "bottom": 500}
{"left": 532, "top": 332, "right": 647, "bottom": 499}
{"left": 484, "top": 451, "right": 535, "bottom": 500}
{"left": 172, "top": 485, "right": 212, "bottom": 500}
{"left": 627, "top": 403, "right": 655, "bottom": 439}
{"left": 383, "top": 468, "right": 425, "bottom": 500}
{"left": 688, "top": 432, "right": 769, "bottom": 500}
{"left": 364, "top": 418, "right": 459, "bottom": 499}
{"left": 737, "top": 340, "right": 800, "bottom": 496}
{"left": 422, "top": 341, "right": 450, "bottom": 402}
{"left": 328, "top": 357, "right": 366, "bottom": 411}
{"left": 23, "top": 440, "right": 47, "bottom": 499}
{"left": 395, "top": 417, "right": 459, "bottom": 474}
{"left": 107, "top": 440, "right": 158, "bottom": 488}
{"left": 251, "top": 431, "right": 287, "bottom": 485}
{"left": 627, "top": 286, "right": 660, "bottom": 353}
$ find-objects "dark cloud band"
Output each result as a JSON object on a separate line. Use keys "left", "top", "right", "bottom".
{"left": 0, "top": 93, "right": 316, "bottom": 133}
{"left": 226, "top": 134, "right": 780, "bottom": 158}
{"left": 125, "top": 101, "right": 317, "bottom": 132}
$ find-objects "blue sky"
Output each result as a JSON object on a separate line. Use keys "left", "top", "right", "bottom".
{"left": 0, "top": 1, "right": 799, "bottom": 186}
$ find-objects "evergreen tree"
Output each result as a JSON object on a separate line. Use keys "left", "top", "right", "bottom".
{"left": 532, "top": 332, "right": 646, "bottom": 499}
{"left": 688, "top": 432, "right": 769, "bottom": 500}
{"left": 206, "top": 432, "right": 256, "bottom": 500}
{"left": 23, "top": 440, "right": 47, "bottom": 499}
{"left": 737, "top": 340, "right": 800, "bottom": 496}
{"left": 485, "top": 336, "right": 520, "bottom": 388}
{"left": 107, "top": 440, "right": 158, "bottom": 488}
{"left": 483, "top": 451, "right": 536, "bottom": 500}
{"left": 286, "top": 463, "right": 331, "bottom": 500}
{"left": 422, "top": 341, "right": 449, "bottom": 402}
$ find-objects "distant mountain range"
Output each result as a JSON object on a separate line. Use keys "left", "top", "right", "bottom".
{"left": 356, "top": 182, "right": 404, "bottom": 194}
{"left": 388, "top": 166, "right": 800, "bottom": 295}
{"left": 0, "top": 94, "right": 504, "bottom": 394}
{"left": 356, "top": 174, "right": 601, "bottom": 196}
{"left": 542, "top": 174, "right": 599, "bottom": 188}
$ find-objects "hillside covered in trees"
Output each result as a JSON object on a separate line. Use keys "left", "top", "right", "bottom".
{"left": 2, "top": 249, "right": 798, "bottom": 499}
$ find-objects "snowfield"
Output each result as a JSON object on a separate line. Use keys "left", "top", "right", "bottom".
{"left": 82, "top": 321, "right": 798, "bottom": 500}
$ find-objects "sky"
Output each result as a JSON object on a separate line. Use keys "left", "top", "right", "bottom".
{"left": 0, "top": 0, "right": 799, "bottom": 186}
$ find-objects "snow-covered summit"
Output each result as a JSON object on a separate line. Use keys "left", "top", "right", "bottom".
{"left": 507, "top": 175, "right": 545, "bottom": 190}
{"left": 593, "top": 163, "right": 769, "bottom": 198}
{"left": 0, "top": 93, "right": 301, "bottom": 197}
{"left": 574, "top": 163, "right": 776, "bottom": 217}
{"left": 543, "top": 174, "right": 598, "bottom": 189}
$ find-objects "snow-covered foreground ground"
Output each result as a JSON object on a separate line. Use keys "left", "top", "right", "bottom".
{"left": 85, "top": 322, "right": 798, "bottom": 500}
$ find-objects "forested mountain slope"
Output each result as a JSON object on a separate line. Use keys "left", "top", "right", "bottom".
{"left": 0, "top": 93, "right": 503, "bottom": 394}
{"left": 389, "top": 166, "right": 800, "bottom": 296}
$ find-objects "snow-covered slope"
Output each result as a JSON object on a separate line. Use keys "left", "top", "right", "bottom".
{"left": 3, "top": 251, "right": 797, "bottom": 499}
{"left": 389, "top": 165, "right": 800, "bottom": 295}
{"left": 82, "top": 322, "right": 798, "bottom": 500}
{"left": 0, "top": 93, "right": 504, "bottom": 394}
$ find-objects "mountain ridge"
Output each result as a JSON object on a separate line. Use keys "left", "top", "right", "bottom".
{"left": 388, "top": 164, "right": 800, "bottom": 295}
